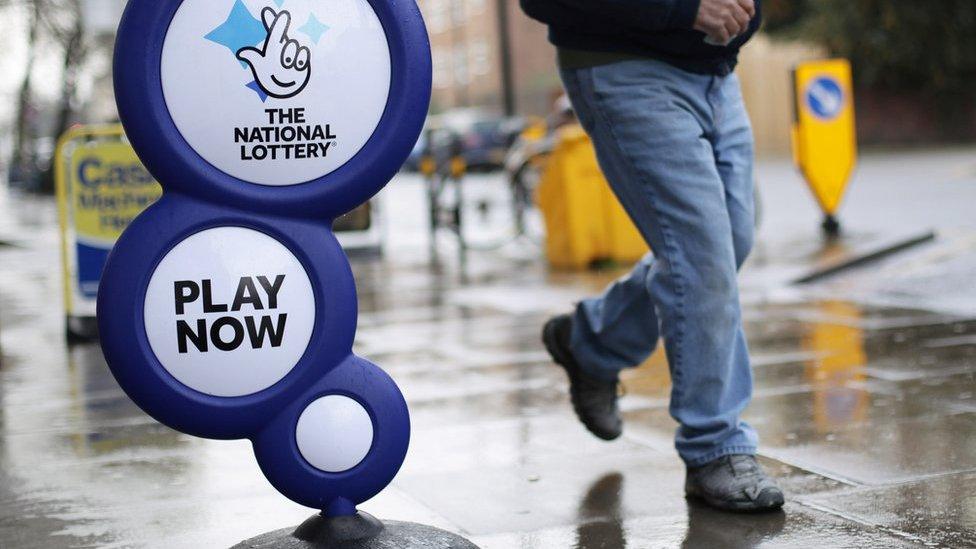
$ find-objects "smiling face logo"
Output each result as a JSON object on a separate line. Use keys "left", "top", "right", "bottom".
{"left": 237, "top": 8, "right": 311, "bottom": 99}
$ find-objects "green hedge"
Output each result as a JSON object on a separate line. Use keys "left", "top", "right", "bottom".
{"left": 764, "top": 0, "right": 976, "bottom": 97}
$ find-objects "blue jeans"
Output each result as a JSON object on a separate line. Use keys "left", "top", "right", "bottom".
{"left": 560, "top": 59, "right": 758, "bottom": 467}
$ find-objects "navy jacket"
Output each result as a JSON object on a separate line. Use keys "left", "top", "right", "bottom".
{"left": 520, "top": 0, "right": 762, "bottom": 75}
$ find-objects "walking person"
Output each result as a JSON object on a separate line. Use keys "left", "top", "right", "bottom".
{"left": 521, "top": 0, "right": 784, "bottom": 512}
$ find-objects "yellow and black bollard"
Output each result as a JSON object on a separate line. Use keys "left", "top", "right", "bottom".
{"left": 791, "top": 59, "right": 857, "bottom": 238}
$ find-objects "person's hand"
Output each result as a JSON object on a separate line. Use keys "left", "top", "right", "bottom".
{"left": 693, "top": 0, "right": 755, "bottom": 46}
{"left": 237, "top": 8, "right": 311, "bottom": 99}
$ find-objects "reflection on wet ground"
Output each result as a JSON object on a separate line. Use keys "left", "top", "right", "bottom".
{"left": 2, "top": 178, "right": 976, "bottom": 548}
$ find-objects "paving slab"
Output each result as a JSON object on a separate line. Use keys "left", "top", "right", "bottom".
{"left": 802, "top": 471, "right": 976, "bottom": 548}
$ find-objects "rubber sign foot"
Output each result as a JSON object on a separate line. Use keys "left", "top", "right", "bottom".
{"left": 821, "top": 214, "right": 842, "bottom": 239}
{"left": 231, "top": 512, "right": 480, "bottom": 549}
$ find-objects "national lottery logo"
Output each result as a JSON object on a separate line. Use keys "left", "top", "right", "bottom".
{"left": 203, "top": 2, "right": 336, "bottom": 163}
{"left": 162, "top": 0, "right": 391, "bottom": 186}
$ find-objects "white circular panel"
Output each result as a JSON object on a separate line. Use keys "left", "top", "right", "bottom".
{"left": 144, "top": 227, "right": 315, "bottom": 397}
{"left": 296, "top": 395, "right": 374, "bottom": 472}
{"left": 161, "top": 0, "right": 392, "bottom": 186}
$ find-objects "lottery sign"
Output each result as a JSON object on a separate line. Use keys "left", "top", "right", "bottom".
{"left": 99, "top": 0, "right": 431, "bottom": 520}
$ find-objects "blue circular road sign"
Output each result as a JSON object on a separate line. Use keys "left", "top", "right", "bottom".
{"left": 805, "top": 76, "right": 845, "bottom": 121}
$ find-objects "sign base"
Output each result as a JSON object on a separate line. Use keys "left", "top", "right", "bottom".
{"left": 65, "top": 315, "right": 100, "bottom": 344}
{"left": 232, "top": 512, "right": 478, "bottom": 549}
{"left": 821, "top": 214, "right": 841, "bottom": 238}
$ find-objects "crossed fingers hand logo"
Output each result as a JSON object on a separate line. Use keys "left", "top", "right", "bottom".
{"left": 237, "top": 8, "right": 312, "bottom": 99}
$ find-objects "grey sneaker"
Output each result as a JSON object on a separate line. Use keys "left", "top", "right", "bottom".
{"left": 542, "top": 314, "right": 623, "bottom": 441}
{"left": 685, "top": 455, "right": 785, "bottom": 513}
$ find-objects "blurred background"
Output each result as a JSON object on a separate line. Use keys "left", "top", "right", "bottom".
{"left": 3, "top": 0, "right": 974, "bottom": 189}
{"left": 1, "top": 1, "right": 976, "bottom": 548}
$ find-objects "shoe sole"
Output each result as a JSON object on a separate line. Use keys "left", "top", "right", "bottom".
{"left": 542, "top": 318, "right": 621, "bottom": 442}
{"left": 685, "top": 489, "right": 785, "bottom": 513}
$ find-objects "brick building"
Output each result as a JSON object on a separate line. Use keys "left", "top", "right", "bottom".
{"left": 417, "top": 0, "right": 562, "bottom": 116}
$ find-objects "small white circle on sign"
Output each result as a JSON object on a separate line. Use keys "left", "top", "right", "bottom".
{"left": 161, "top": 0, "right": 392, "bottom": 186}
{"left": 296, "top": 395, "right": 374, "bottom": 472}
{"left": 144, "top": 227, "right": 315, "bottom": 397}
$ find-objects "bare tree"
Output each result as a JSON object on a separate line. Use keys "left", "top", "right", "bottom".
{"left": 11, "top": 0, "right": 42, "bottom": 183}
{"left": 2, "top": 0, "right": 88, "bottom": 191}
{"left": 40, "top": 0, "right": 86, "bottom": 191}
{"left": 49, "top": 0, "right": 85, "bottom": 142}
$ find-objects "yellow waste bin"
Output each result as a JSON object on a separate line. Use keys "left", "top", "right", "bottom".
{"left": 537, "top": 126, "right": 648, "bottom": 270}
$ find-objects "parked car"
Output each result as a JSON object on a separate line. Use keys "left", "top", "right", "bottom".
{"left": 459, "top": 117, "right": 524, "bottom": 172}
{"left": 407, "top": 110, "right": 526, "bottom": 173}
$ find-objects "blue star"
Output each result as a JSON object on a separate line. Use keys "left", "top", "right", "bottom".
{"left": 246, "top": 80, "right": 269, "bottom": 102}
{"left": 298, "top": 14, "right": 329, "bottom": 44}
{"left": 205, "top": 0, "right": 266, "bottom": 64}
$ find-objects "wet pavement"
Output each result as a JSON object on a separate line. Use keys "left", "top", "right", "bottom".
{"left": 2, "top": 148, "right": 976, "bottom": 548}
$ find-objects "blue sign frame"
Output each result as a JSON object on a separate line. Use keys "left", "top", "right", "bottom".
{"left": 114, "top": 0, "right": 431, "bottom": 219}
{"left": 100, "top": 0, "right": 430, "bottom": 515}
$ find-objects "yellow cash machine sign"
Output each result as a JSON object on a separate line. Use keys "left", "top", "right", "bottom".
{"left": 69, "top": 141, "right": 161, "bottom": 242}
{"left": 56, "top": 125, "right": 162, "bottom": 315}
{"left": 791, "top": 59, "right": 857, "bottom": 215}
